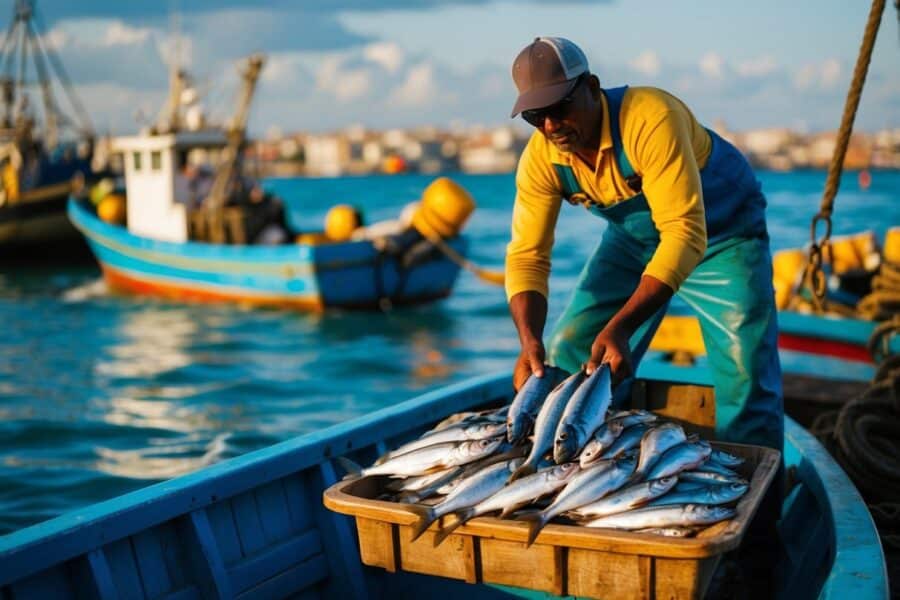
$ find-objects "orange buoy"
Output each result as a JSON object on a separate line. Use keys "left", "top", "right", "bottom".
{"left": 858, "top": 169, "right": 871, "bottom": 191}
{"left": 97, "top": 194, "right": 127, "bottom": 224}
{"left": 382, "top": 155, "right": 407, "bottom": 175}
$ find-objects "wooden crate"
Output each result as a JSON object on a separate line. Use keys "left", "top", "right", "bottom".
{"left": 323, "top": 442, "right": 780, "bottom": 600}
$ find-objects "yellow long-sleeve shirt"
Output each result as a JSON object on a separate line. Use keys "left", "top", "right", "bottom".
{"left": 506, "top": 86, "right": 712, "bottom": 301}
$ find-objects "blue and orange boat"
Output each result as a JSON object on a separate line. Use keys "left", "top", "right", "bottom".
{"left": 0, "top": 365, "right": 888, "bottom": 599}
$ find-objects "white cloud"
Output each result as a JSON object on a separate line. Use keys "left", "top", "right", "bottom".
{"left": 736, "top": 55, "right": 777, "bottom": 78}
{"left": 820, "top": 59, "right": 841, "bottom": 88}
{"left": 364, "top": 42, "right": 404, "bottom": 73}
{"left": 792, "top": 59, "right": 842, "bottom": 91}
{"left": 699, "top": 52, "right": 723, "bottom": 79}
{"left": 103, "top": 22, "right": 153, "bottom": 46}
{"left": 793, "top": 64, "right": 817, "bottom": 90}
{"left": 390, "top": 63, "right": 437, "bottom": 107}
{"left": 629, "top": 51, "right": 660, "bottom": 76}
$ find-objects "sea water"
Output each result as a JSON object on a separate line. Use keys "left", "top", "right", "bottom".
{"left": 0, "top": 170, "right": 897, "bottom": 534}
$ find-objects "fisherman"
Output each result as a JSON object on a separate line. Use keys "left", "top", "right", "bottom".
{"left": 505, "top": 37, "right": 783, "bottom": 451}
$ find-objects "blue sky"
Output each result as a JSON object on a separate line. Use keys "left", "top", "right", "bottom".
{"left": 19, "top": 0, "right": 900, "bottom": 136}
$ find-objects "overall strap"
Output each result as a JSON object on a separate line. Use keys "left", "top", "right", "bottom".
{"left": 603, "top": 86, "right": 643, "bottom": 193}
{"left": 552, "top": 163, "right": 583, "bottom": 202}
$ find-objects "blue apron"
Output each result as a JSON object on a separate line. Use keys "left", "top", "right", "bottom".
{"left": 547, "top": 86, "right": 784, "bottom": 451}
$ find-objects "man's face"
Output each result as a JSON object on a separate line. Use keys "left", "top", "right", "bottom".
{"left": 522, "top": 76, "right": 598, "bottom": 154}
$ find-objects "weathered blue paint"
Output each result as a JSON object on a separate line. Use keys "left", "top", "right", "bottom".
{"left": 0, "top": 370, "right": 887, "bottom": 599}
{"left": 68, "top": 198, "right": 466, "bottom": 309}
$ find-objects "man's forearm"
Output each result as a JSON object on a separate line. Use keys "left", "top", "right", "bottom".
{"left": 609, "top": 274, "right": 674, "bottom": 334}
{"left": 509, "top": 290, "right": 548, "bottom": 348}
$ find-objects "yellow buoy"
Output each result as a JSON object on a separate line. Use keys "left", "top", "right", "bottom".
{"left": 411, "top": 177, "right": 475, "bottom": 240}
{"left": 97, "top": 194, "right": 126, "bottom": 225}
{"left": 884, "top": 227, "right": 900, "bottom": 265}
{"left": 772, "top": 249, "right": 805, "bottom": 309}
{"left": 295, "top": 232, "right": 330, "bottom": 246}
{"left": 324, "top": 204, "right": 363, "bottom": 242}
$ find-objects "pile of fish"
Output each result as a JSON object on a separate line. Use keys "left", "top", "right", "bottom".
{"left": 339, "top": 365, "right": 750, "bottom": 546}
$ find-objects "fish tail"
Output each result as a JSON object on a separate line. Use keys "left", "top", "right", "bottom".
{"left": 433, "top": 508, "right": 474, "bottom": 547}
{"left": 406, "top": 505, "right": 437, "bottom": 542}
{"left": 520, "top": 512, "right": 549, "bottom": 547}
{"left": 335, "top": 456, "right": 363, "bottom": 478}
{"left": 508, "top": 461, "right": 536, "bottom": 483}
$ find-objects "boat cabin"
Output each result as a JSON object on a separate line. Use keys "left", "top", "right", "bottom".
{"left": 112, "top": 130, "right": 226, "bottom": 242}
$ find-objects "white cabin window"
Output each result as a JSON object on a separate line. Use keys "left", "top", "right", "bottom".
{"left": 150, "top": 151, "right": 162, "bottom": 171}
{"left": 133, "top": 152, "right": 142, "bottom": 172}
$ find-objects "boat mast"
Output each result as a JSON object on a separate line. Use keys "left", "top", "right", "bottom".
{"left": 203, "top": 53, "right": 264, "bottom": 213}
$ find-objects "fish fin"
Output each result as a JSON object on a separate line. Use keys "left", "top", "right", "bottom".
{"left": 508, "top": 462, "right": 536, "bottom": 483}
{"left": 406, "top": 505, "right": 437, "bottom": 543}
{"left": 336, "top": 456, "right": 363, "bottom": 478}
{"left": 433, "top": 508, "right": 474, "bottom": 547}
{"left": 519, "top": 512, "right": 549, "bottom": 548}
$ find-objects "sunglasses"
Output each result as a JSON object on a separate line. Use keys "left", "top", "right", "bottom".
{"left": 521, "top": 75, "right": 585, "bottom": 128}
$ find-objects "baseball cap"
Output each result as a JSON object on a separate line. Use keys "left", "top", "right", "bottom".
{"left": 510, "top": 37, "right": 589, "bottom": 118}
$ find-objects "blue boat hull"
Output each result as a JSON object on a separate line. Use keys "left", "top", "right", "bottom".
{"left": 0, "top": 369, "right": 887, "bottom": 599}
{"left": 68, "top": 198, "right": 465, "bottom": 310}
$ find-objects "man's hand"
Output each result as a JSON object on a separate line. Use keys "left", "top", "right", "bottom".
{"left": 513, "top": 341, "right": 546, "bottom": 391}
{"left": 586, "top": 323, "right": 633, "bottom": 384}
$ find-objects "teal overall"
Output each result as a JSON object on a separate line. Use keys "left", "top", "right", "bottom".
{"left": 548, "top": 86, "right": 784, "bottom": 451}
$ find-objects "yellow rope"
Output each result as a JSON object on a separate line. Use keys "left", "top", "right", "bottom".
{"left": 803, "top": 0, "right": 886, "bottom": 312}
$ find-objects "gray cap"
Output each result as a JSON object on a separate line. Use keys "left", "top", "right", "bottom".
{"left": 510, "top": 37, "right": 589, "bottom": 118}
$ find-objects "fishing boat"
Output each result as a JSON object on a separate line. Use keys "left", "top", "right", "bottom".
{"left": 69, "top": 55, "right": 471, "bottom": 311}
{"left": 0, "top": 368, "right": 887, "bottom": 599}
{"left": 0, "top": 0, "right": 101, "bottom": 252}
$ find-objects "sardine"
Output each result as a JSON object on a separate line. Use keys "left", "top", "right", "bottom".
{"left": 338, "top": 437, "right": 503, "bottom": 478}
{"left": 569, "top": 476, "right": 678, "bottom": 519}
{"left": 507, "top": 366, "right": 568, "bottom": 444}
{"left": 434, "top": 461, "right": 581, "bottom": 546}
{"left": 634, "top": 423, "right": 686, "bottom": 478}
{"left": 554, "top": 364, "right": 613, "bottom": 463}
{"left": 386, "top": 421, "right": 507, "bottom": 459}
{"left": 679, "top": 470, "right": 748, "bottom": 485}
{"left": 387, "top": 466, "right": 463, "bottom": 493}
{"left": 579, "top": 420, "right": 625, "bottom": 467}
{"left": 523, "top": 454, "right": 636, "bottom": 546}
{"left": 645, "top": 440, "right": 712, "bottom": 480}
{"left": 433, "top": 446, "right": 530, "bottom": 495}
{"left": 709, "top": 448, "right": 744, "bottom": 468}
{"left": 600, "top": 423, "right": 650, "bottom": 459}
{"left": 696, "top": 458, "right": 740, "bottom": 478}
{"left": 635, "top": 527, "right": 697, "bottom": 538}
{"left": 647, "top": 481, "right": 749, "bottom": 507}
{"left": 406, "top": 458, "right": 523, "bottom": 541}
{"left": 583, "top": 503, "right": 736, "bottom": 530}
{"left": 510, "top": 371, "right": 585, "bottom": 481}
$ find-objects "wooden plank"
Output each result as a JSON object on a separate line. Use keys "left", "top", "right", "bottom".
{"left": 228, "top": 530, "right": 322, "bottom": 594}
{"left": 397, "top": 527, "right": 473, "bottom": 582}
{"left": 84, "top": 550, "right": 119, "bottom": 600}
{"left": 655, "top": 557, "right": 710, "bottom": 599}
{"left": 281, "top": 475, "right": 313, "bottom": 533}
{"left": 205, "top": 501, "right": 243, "bottom": 566}
{"left": 479, "top": 538, "right": 563, "bottom": 595}
{"left": 179, "top": 510, "right": 233, "bottom": 599}
{"left": 355, "top": 518, "right": 395, "bottom": 572}
{"left": 567, "top": 548, "right": 651, "bottom": 599}
{"left": 230, "top": 492, "right": 267, "bottom": 557}
{"left": 234, "top": 555, "right": 328, "bottom": 600}
{"left": 157, "top": 521, "right": 190, "bottom": 590}
{"left": 254, "top": 480, "right": 293, "bottom": 546}
{"left": 131, "top": 529, "right": 174, "bottom": 599}
{"left": 102, "top": 538, "right": 146, "bottom": 600}
{"left": 309, "top": 461, "right": 369, "bottom": 600}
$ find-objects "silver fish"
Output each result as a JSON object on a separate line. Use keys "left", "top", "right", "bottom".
{"left": 696, "top": 458, "right": 741, "bottom": 478}
{"left": 645, "top": 440, "right": 712, "bottom": 480}
{"left": 635, "top": 527, "right": 697, "bottom": 538}
{"left": 609, "top": 410, "right": 660, "bottom": 426}
{"left": 507, "top": 366, "right": 567, "bottom": 444}
{"left": 435, "top": 461, "right": 581, "bottom": 546}
{"left": 709, "top": 448, "right": 744, "bottom": 468}
{"left": 647, "top": 481, "right": 749, "bottom": 507}
{"left": 600, "top": 423, "right": 650, "bottom": 459}
{"left": 579, "top": 420, "right": 626, "bottom": 467}
{"left": 511, "top": 371, "right": 585, "bottom": 481}
{"left": 634, "top": 422, "right": 686, "bottom": 478}
{"left": 406, "top": 458, "right": 524, "bottom": 541}
{"left": 430, "top": 407, "right": 508, "bottom": 432}
{"left": 583, "top": 503, "right": 736, "bottom": 530}
{"left": 554, "top": 364, "right": 614, "bottom": 463}
{"left": 569, "top": 476, "right": 678, "bottom": 519}
{"left": 387, "top": 466, "right": 463, "bottom": 493}
{"left": 340, "top": 438, "right": 503, "bottom": 478}
{"left": 524, "top": 454, "right": 637, "bottom": 546}
{"left": 433, "top": 447, "right": 530, "bottom": 495}
{"left": 387, "top": 421, "right": 507, "bottom": 459}
{"left": 680, "top": 470, "right": 748, "bottom": 485}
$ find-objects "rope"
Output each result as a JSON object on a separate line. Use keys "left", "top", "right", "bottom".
{"left": 803, "top": 0, "right": 886, "bottom": 312}
{"left": 420, "top": 230, "right": 505, "bottom": 286}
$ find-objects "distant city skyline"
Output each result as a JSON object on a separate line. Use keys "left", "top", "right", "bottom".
{"left": 19, "top": 1, "right": 900, "bottom": 137}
